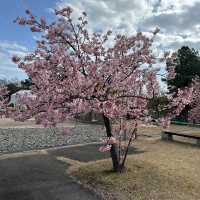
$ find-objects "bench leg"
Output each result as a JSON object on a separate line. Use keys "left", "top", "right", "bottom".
{"left": 161, "top": 132, "right": 173, "bottom": 141}
{"left": 197, "top": 139, "right": 200, "bottom": 146}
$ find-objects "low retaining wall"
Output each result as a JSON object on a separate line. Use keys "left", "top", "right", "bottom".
{"left": 0, "top": 125, "right": 105, "bottom": 154}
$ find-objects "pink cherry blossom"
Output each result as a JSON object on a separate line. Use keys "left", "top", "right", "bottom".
{"left": 99, "top": 145, "right": 112, "bottom": 152}
{"left": 0, "top": 6, "right": 196, "bottom": 171}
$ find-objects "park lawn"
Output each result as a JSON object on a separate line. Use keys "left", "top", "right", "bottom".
{"left": 72, "top": 139, "right": 200, "bottom": 200}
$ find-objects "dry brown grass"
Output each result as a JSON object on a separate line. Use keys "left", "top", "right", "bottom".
{"left": 72, "top": 139, "right": 200, "bottom": 200}
{"left": 138, "top": 124, "right": 200, "bottom": 136}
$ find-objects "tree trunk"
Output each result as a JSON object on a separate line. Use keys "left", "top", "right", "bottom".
{"left": 103, "top": 115, "right": 121, "bottom": 172}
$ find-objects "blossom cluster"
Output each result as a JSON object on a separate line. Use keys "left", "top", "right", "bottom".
{"left": 188, "top": 79, "right": 200, "bottom": 122}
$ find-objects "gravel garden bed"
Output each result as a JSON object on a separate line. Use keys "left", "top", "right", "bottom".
{"left": 0, "top": 125, "right": 105, "bottom": 154}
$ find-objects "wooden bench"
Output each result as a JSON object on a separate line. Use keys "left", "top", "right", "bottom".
{"left": 162, "top": 131, "right": 200, "bottom": 146}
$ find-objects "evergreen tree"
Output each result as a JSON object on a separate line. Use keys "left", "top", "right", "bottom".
{"left": 166, "top": 46, "right": 200, "bottom": 121}
{"left": 167, "top": 46, "right": 200, "bottom": 93}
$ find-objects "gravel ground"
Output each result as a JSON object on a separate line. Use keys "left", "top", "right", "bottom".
{"left": 0, "top": 124, "right": 106, "bottom": 154}
{"left": 1, "top": 118, "right": 200, "bottom": 154}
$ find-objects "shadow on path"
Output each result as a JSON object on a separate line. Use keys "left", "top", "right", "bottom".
{"left": 48, "top": 143, "right": 145, "bottom": 162}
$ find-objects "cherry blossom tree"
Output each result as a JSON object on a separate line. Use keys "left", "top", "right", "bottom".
{"left": 0, "top": 7, "right": 194, "bottom": 172}
{"left": 188, "top": 79, "right": 200, "bottom": 123}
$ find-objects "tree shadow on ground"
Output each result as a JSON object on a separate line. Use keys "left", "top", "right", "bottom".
{"left": 49, "top": 143, "right": 145, "bottom": 162}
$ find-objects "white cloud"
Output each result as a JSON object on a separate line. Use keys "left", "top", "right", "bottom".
{"left": 55, "top": 0, "right": 154, "bottom": 34}
{"left": 0, "top": 41, "right": 28, "bottom": 52}
{"left": 6, "top": 50, "right": 27, "bottom": 57}
{"left": 54, "top": 0, "right": 200, "bottom": 51}
{"left": 0, "top": 41, "right": 28, "bottom": 80}
{"left": 156, "top": 0, "right": 200, "bottom": 14}
{"left": 32, "top": 35, "right": 41, "bottom": 41}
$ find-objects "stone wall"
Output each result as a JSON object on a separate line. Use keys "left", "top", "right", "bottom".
{"left": 0, "top": 125, "right": 106, "bottom": 154}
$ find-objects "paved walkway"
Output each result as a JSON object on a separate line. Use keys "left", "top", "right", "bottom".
{"left": 0, "top": 148, "right": 100, "bottom": 200}
{"left": 0, "top": 141, "right": 142, "bottom": 200}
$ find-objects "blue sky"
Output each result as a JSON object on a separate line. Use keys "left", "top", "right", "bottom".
{"left": 0, "top": 0, "right": 56, "bottom": 80}
{"left": 1, "top": 0, "right": 200, "bottom": 81}
{"left": 0, "top": 0, "right": 53, "bottom": 46}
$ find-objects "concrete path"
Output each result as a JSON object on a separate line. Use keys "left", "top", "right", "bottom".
{"left": 0, "top": 152, "right": 100, "bottom": 200}
{"left": 0, "top": 142, "right": 143, "bottom": 200}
